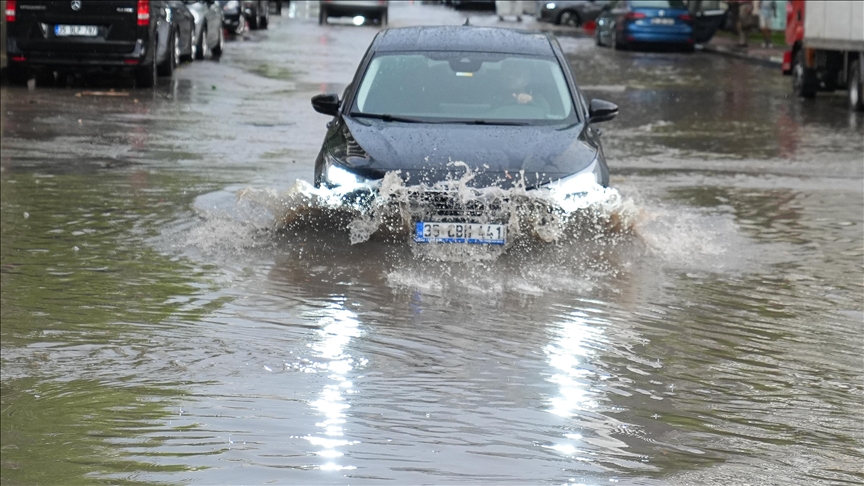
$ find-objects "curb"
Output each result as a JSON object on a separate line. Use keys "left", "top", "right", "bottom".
{"left": 698, "top": 43, "right": 783, "bottom": 68}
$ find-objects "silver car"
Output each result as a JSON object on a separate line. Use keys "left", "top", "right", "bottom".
{"left": 535, "top": 0, "right": 609, "bottom": 27}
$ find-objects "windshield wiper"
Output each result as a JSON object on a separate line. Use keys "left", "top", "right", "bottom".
{"left": 349, "top": 112, "right": 426, "bottom": 123}
{"left": 462, "top": 120, "right": 529, "bottom": 126}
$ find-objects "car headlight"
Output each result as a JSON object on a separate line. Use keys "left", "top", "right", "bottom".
{"left": 544, "top": 155, "right": 604, "bottom": 202}
{"left": 325, "top": 163, "right": 376, "bottom": 191}
{"left": 545, "top": 2, "right": 556, "bottom": 10}
{"left": 223, "top": 0, "right": 239, "bottom": 13}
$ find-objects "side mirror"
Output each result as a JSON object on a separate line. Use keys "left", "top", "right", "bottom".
{"left": 311, "top": 93, "right": 341, "bottom": 116}
{"left": 588, "top": 99, "right": 618, "bottom": 123}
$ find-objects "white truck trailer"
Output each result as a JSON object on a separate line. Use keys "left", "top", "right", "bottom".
{"left": 787, "top": 0, "right": 864, "bottom": 111}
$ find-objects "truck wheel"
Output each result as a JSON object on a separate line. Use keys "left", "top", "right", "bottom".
{"left": 849, "top": 60, "right": 864, "bottom": 112}
{"left": 792, "top": 49, "right": 817, "bottom": 98}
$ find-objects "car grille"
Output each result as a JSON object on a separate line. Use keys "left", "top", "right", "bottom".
{"left": 404, "top": 190, "right": 508, "bottom": 222}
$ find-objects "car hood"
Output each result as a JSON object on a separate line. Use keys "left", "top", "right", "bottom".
{"left": 339, "top": 118, "right": 598, "bottom": 189}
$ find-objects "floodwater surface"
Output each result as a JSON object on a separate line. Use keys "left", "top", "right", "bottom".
{"left": 1, "top": 2, "right": 862, "bottom": 485}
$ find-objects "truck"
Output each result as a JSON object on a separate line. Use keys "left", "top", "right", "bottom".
{"left": 782, "top": 0, "right": 864, "bottom": 111}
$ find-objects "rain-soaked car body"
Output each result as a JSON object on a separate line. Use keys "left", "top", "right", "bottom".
{"left": 4, "top": 0, "right": 187, "bottom": 87}
{"left": 310, "top": 25, "right": 618, "bottom": 245}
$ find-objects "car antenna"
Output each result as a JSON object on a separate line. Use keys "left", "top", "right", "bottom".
{"left": 463, "top": 17, "right": 470, "bottom": 26}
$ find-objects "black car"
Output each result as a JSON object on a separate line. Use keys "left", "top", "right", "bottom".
{"left": 217, "top": 0, "right": 268, "bottom": 33}
{"left": 4, "top": 0, "right": 187, "bottom": 87}
{"left": 183, "top": 0, "right": 224, "bottom": 59}
{"left": 310, "top": 26, "right": 618, "bottom": 246}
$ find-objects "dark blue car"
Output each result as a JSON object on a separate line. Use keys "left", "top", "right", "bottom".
{"left": 595, "top": 0, "right": 694, "bottom": 51}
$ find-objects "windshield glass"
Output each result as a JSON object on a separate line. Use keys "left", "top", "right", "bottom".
{"left": 630, "top": 1, "right": 688, "bottom": 8}
{"left": 352, "top": 52, "right": 577, "bottom": 124}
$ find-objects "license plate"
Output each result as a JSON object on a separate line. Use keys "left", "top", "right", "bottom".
{"left": 651, "top": 18, "right": 675, "bottom": 25}
{"left": 55, "top": 25, "right": 98, "bottom": 37}
{"left": 414, "top": 222, "right": 507, "bottom": 245}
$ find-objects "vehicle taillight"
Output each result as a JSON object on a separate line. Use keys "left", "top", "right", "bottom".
{"left": 137, "top": 0, "right": 150, "bottom": 26}
{"left": 679, "top": 13, "right": 692, "bottom": 21}
{"left": 6, "top": 0, "right": 16, "bottom": 23}
{"left": 624, "top": 12, "right": 646, "bottom": 20}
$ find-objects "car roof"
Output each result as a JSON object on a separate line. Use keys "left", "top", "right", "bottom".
{"left": 374, "top": 26, "right": 556, "bottom": 56}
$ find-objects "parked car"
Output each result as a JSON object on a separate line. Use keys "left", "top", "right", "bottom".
{"left": 535, "top": 0, "right": 610, "bottom": 27}
{"left": 218, "top": 0, "right": 268, "bottom": 33}
{"left": 451, "top": 0, "right": 495, "bottom": 10}
{"left": 310, "top": 26, "right": 618, "bottom": 247}
{"left": 183, "top": 0, "right": 224, "bottom": 59}
{"left": 167, "top": 1, "right": 196, "bottom": 63}
{"left": 319, "top": 1, "right": 388, "bottom": 26}
{"left": 5, "top": 0, "right": 187, "bottom": 87}
{"left": 595, "top": 0, "right": 694, "bottom": 51}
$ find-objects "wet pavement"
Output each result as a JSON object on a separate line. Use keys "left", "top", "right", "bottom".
{"left": 1, "top": 2, "right": 863, "bottom": 485}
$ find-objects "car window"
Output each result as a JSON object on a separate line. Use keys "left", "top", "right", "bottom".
{"left": 629, "top": 0, "right": 688, "bottom": 8}
{"left": 353, "top": 52, "right": 577, "bottom": 124}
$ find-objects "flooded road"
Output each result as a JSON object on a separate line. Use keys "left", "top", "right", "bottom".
{"left": 2, "top": 2, "right": 862, "bottom": 484}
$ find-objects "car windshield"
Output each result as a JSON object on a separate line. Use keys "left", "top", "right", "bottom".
{"left": 630, "top": 1, "right": 688, "bottom": 8}
{"left": 352, "top": 52, "right": 577, "bottom": 124}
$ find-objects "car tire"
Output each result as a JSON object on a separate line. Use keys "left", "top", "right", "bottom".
{"left": 186, "top": 28, "right": 197, "bottom": 62}
{"left": 792, "top": 49, "right": 817, "bottom": 98}
{"left": 211, "top": 26, "right": 224, "bottom": 58}
{"left": 849, "top": 60, "right": 864, "bottom": 112}
{"left": 260, "top": 10, "right": 268, "bottom": 29}
{"left": 158, "top": 30, "right": 178, "bottom": 77}
{"left": 557, "top": 10, "right": 581, "bottom": 27}
{"left": 135, "top": 43, "right": 158, "bottom": 88}
{"left": 319, "top": 6, "right": 327, "bottom": 24}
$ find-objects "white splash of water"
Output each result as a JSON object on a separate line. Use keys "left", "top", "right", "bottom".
{"left": 235, "top": 167, "right": 641, "bottom": 263}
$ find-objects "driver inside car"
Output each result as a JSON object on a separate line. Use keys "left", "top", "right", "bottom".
{"left": 498, "top": 62, "right": 550, "bottom": 113}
